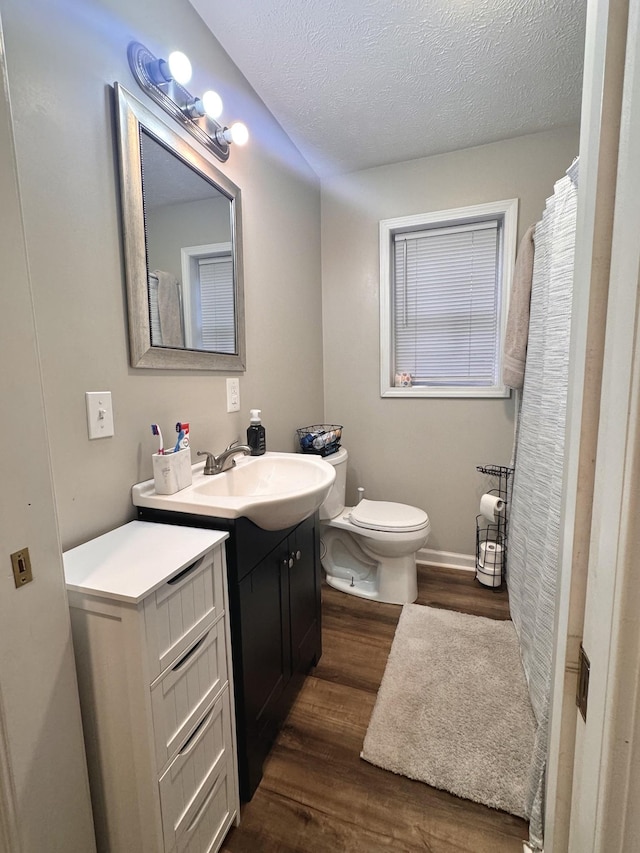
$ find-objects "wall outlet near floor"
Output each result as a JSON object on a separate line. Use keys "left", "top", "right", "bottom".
{"left": 85, "top": 391, "right": 114, "bottom": 439}
{"left": 226, "top": 378, "right": 240, "bottom": 413}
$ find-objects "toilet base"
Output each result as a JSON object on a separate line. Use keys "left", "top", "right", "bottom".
{"left": 325, "top": 573, "right": 379, "bottom": 600}
{"left": 324, "top": 562, "right": 418, "bottom": 605}
{"left": 322, "top": 556, "right": 419, "bottom": 604}
{"left": 321, "top": 526, "right": 419, "bottom": 605}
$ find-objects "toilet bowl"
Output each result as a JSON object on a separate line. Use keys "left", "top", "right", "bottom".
{"left": 319, "top": 448, "right": 430, "bottom": 605}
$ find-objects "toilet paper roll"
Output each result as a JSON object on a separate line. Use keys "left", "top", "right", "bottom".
{"left": 479, "top": 541, "right": 504, "bottom": 570}
{"left": 476, "top": 566, "right": 503, "bottom": 588}
{"left": 480, "top": 493, "right": 505, "bottom": 523}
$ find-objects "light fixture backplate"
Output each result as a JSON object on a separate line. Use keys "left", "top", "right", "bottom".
{"left": 127, "top": 42, "right": 230, "bottom": 163}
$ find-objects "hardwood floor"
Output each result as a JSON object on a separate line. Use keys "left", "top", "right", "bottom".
{"left": 223, "top": 566, "right": 528, "bottom": 853}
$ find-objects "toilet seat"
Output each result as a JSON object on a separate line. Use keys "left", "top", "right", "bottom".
{"left": 349, "top": 499, "right": 429, "bottom": 533}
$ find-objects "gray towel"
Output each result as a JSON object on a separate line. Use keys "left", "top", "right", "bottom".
{"left": 154, "top": 270, "right": 184, "bottom": 347}
{"left": 503, "top": 225, "right": 536, "bottom": 389}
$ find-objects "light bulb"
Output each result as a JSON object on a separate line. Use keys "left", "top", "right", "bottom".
{"left": 229, "top": 122, "right": 249, "bottom": 146}
{"left": 202, "top": 90, "right": 223, "bottom": 119}
{"left": 167, "top": 51, "right": 192, "bottom": 86}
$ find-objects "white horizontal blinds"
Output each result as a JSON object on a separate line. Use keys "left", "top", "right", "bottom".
{"left": 393, "top": 220, "right": 501, "bottom": 386}
{"left": 198, "top": 256, "right": 235, "bottom": 353}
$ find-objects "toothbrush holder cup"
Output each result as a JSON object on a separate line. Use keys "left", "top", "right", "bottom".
{"left": 152, "top": 448, "right": 192, "bottom": 495}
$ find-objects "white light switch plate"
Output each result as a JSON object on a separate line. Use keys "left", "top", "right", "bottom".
{"left": 86, "top": 391, "right": 114, "bottom": 439}
{"left": 226, "top": 378, "right": 240, "bottom": 413}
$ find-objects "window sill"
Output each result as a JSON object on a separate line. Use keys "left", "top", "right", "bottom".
{"left": 381, "top": 385, "right": 511, "bottom": 399}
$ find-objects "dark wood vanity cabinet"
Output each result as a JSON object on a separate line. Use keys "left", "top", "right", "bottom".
{"left": 136, "top": 507, "right": 322, "bottom": 801}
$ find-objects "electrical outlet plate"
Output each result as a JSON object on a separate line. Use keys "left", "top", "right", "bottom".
{"left": 11, "top": 548, "right": 33, "bottom": 588}
{"left": 86, "top": 391, "right": 114, "bottom": 439}
{"left": 226, "top": 378, "right": 240, "bottom": 413}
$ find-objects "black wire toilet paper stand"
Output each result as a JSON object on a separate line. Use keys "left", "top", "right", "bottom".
{"left": 475, "top": 464, "right": 514, "bottom": 589}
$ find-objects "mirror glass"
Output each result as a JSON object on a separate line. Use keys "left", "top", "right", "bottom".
{"left": 115, "top": 84, "right": 245, "bottom": 370}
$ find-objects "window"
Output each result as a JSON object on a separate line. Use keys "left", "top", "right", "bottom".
{"left": 181, "top": 243, "right": 236, "bottom": 353}
{"left": 380, "top": 199, "right": 518, "bottom": 398}
{"left": 197, "top": 255, "right": 235, "bottom": 352}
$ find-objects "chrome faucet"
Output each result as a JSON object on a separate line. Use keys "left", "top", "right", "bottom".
{"left": 197, "top": 440, "right": 252, "bottom": 475}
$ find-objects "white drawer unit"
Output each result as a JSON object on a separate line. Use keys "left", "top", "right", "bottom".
{"left": 145, "top": 549, "right": 226, "bottom": 679}
{"left": 63, "top": 521, "right": 239, "bottom": 853}
{"left": 159, "top": 690, "right": 234, "bottom": 849}
{"left": 151, "top": 619, "right": 228, "bottom": 771}
{"left": 171, "top": 766, "right": 237, "bottom": 853}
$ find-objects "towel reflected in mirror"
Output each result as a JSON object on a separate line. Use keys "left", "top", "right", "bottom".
{"left": 149, "top": 270, "right": 184, "bottom": 348}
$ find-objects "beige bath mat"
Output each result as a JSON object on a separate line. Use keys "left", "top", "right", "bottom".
{"left": 361, "top": 604, "right": 535, "bottom": 818}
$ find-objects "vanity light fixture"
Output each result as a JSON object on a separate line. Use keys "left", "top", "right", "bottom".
{"left": 127, "top": 42, "right": 248, "bottom": 163}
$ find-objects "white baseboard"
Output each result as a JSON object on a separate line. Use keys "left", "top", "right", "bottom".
{"left": 417, "top": 547, "right": 476, "bottom": 572}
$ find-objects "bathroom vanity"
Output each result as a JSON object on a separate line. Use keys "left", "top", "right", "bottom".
{"left": 135, "top": 505, "right": 323, "bottom": 801}
{"left": 63, "top": 521, "right": 239, "bottom": 853}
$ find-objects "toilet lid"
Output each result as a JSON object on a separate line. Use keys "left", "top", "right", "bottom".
{"left": 349, "top": 499, "right": 429, "bottom": 533}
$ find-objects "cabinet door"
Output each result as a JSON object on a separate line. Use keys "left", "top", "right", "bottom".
{"left": 288, "top": 514, "right": 321, "bottom": 676}
{"left": 237, "top": 547, "right": 289, "bottom": 798}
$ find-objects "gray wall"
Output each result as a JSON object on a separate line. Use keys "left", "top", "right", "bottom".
{"left": 0, "top": 0, "right": 324, "bottom": 550}
{"left": 147, "top": 196, "right": 232, "bottom": 281}
{"left": 321, "top": 125, "right": 580, "bottom": 556}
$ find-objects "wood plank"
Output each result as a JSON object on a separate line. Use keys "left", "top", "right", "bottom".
{"left": 223, "top": 565, "right": 527, "bottom": 852}
{"left": 415, "top": 564, "right": 512, "bottom": 620}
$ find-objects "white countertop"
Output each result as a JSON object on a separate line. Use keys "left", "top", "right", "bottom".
{"left": 63, "top": 521, "right": 228, "bottom": 604}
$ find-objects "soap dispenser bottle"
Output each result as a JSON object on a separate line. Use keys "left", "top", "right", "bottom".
{"left": 247, "top": 409, "right": 266, "bottom": 456}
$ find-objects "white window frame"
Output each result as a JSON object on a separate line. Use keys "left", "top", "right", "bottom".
{"left": 379, "top": 199, "right": 518, "bottom": 398}
{"left": 180, "top": 242, "right": 234, "bottom": 350}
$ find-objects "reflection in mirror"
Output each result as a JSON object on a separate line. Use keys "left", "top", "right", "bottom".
{"left": 141, "top": 130, "right": 235, "bottom": 353}
{"left": 114, "top": 84, "right": 245, "bottom": 370}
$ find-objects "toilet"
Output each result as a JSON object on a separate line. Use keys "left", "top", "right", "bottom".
{"left": 319, "top": 447, "right": 431, "bottom": 604}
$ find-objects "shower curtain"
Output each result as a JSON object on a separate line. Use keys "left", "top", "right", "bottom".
{"left": 507, "top": 160, "right": 579, "bottom": 850}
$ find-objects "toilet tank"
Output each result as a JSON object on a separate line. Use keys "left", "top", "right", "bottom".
{"left": 319, "top": 447, "right": 348, "bottom": 520}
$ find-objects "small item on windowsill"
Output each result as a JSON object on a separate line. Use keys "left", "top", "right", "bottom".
{"left": 395, "top": 372, "right": 412, "bottom": 387}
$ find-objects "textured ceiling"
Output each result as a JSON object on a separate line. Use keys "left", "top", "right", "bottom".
{"left": 188, "top": 0, "right": 586, "bottom": 177}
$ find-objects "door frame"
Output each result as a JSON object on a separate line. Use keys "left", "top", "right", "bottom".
{"left": 546, "top": 0, "right": 638, "bottom": 849}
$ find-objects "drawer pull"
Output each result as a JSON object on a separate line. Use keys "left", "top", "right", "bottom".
{"left": 185, "top": 769, "right": 223, "bottom": 834}
{"left": 179, "top": 705, "right": 214, "bottom": 755}
{"left": 167, "top": 560, "right": 200, "bottom": 586}
{"left": 172, "top": 631, "right": 210, "bottom": 671}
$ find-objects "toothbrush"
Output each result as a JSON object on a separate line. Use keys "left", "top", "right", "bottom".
{"left": 151, "top": 424, "right": 164, "bottom": 455}
{"left": 174, "top": 421, "right": 190, "bottom": 452}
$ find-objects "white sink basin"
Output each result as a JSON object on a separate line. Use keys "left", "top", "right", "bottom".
{"left": 131, "top": 451, "right": 336, "bottom": 531}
